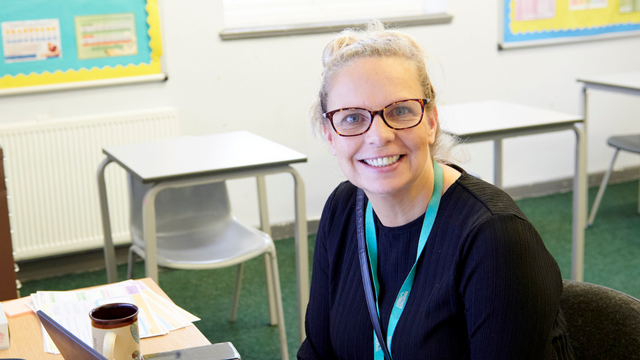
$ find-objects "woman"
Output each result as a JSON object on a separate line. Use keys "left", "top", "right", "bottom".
{"left": 298, "top": 22, "right": 573, "bottom": 360}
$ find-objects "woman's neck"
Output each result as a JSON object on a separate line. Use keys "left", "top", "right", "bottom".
{"left": 366, "top": 166, "right": 435, "bottom": 228}
{"left": 365, "top": 162, "right": 461, "bottom": 227}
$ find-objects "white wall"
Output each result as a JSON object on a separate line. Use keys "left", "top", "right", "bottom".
{"left": 1, "top": 1, "right": 639, "bottom": 229}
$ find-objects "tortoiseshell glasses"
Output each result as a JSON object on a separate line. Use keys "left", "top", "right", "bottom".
{"left": 323, "top": 98, "right": 430, "bottom": 137}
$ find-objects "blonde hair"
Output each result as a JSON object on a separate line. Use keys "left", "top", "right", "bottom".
{"left": 312, "top": 20, "right": 457, "bottom": 163}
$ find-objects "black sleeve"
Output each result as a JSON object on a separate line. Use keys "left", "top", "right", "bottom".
{"left": 460, "top": 214, "right": 562, "bottom": 360}
{"left": 297, "top": 192, "right": 339, "bottom": 360}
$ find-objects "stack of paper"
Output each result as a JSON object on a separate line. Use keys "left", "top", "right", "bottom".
{"left": 29, "top": 280, "right": 199, "bottom": 354}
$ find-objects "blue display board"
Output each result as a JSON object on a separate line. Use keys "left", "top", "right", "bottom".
{"left": 501, "top": 0, "right": 640, "bottom": 48}
{"left": 0, "top": 0, "right": 163, "bottom": 94}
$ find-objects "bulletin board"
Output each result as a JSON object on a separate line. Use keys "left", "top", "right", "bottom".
{"left": 501, "top": 0, "right": 640, "bottom": 48}
{"left": 0, "top": 0, "right": 164, "bottom": 95}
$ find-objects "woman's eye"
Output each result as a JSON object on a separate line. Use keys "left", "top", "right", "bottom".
{"left": 343, "top": 113, "right": 362, "bottom": 123}
{"left": 393, "top": 106, "right": 410, "bottom": 116}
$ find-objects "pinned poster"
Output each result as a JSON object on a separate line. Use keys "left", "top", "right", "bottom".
{"left": 514, "top": 0, "right": 556, "bottom": 21}
{"left": 501, "top": 0, "right": 640, "bottom": 48}
{"left": 74, "top": 13, "right": 138, "bottom": 60}
{"left": 1, "top": 19, "right": 62, "bottom": 63}
{"left": 0, "top": 0, "right": 165, "bottom": 96}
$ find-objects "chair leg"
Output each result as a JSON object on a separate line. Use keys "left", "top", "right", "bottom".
{"left": 264, "top": 253, "right": 278, "bottom": 325}
{"left": 127, "top": 246, "right": 136, "bottom": 279}
{"left": 588, "top": 149, "right": 620, "bottom": 226}
{"left": 230, "top": 263, "right": 244, "bottom": 322}
{"left": 268, "top": 248, "right": 289, "bottom": 360}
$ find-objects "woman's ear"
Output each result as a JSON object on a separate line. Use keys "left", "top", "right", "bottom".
{"left": 428, "top": 106, "right": 438, "bottom": 144}
{"left": 323, "top": 124, "right": 337, "bottom": 156}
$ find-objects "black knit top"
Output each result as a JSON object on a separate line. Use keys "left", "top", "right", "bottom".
{"left": 298, "top": 169, "right": 572, "bottom": 360}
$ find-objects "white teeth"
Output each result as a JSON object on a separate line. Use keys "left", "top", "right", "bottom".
{"left": 364, "top": 155, "right": 401, "bottom": 167}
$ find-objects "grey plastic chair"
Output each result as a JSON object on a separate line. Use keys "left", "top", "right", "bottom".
{"left": 126, "top": 175, "right": 288, "bottom": 360}
{"left": 560, "top": 280, "right": 640, "bottom": 360}
{"left": 588, "top": 134, "right": 640, "bottom": 226}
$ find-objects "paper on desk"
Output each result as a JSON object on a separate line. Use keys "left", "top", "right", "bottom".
{"left": 141, "top": 290, "right": 189, "bottom": 331}
{"left": 2, "top": 296, "right": 33, "bottom": 317}
{"left": 132, "top": 293, "right": 167, "bottom": 337}
{"left": 142, "top": 288, "right": 200, "bottom": 322}
{"left": 34, "top": 292, "right": 149, "bottom": 354}
{"left": 32, "top": 280, "right": 184, "bottom": 354}
{"left": 115, "top": 280, "right": 199, "bottom": 329}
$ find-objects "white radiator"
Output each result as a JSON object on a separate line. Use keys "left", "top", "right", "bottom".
{"left": 1, "top": 108, "right": 180, "bottom": 261}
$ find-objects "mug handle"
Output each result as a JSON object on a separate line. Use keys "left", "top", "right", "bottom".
{"left": 102, "top": 332, "right": 117, "bottom": 360}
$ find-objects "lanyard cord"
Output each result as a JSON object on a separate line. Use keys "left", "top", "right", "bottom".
{"left": 356, "top": 187, "right": 392, "bottom": 360}
{"left": 357, "top": 161, "right": 444, "bottom": 360}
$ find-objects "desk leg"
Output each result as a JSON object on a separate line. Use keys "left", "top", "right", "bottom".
{"left": 97, "top": 158, "right": 118, "bottom": 284}
{"left": 286, "top": 167, "right": 309, "bottom": 342}
{"left": 572, "top": 123, "right": 587, "bottom": 282}
{"left": 494, "top": 139, "right": 503, "bottom": 188}
{"left": 142, "top": 186, "right": 160, "bottom": 284}
{"left": 257, "top": 176, "right": 278, "bottom": 326}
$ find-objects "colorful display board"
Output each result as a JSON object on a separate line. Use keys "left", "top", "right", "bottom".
{"left": 501, "top": 0, "right": 640, "bottom": 48}
{"left": 0, "top": 0, "right": 164, "bottom": 95}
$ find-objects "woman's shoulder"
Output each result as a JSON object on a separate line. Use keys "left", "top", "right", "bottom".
{"left": 324, "top": 180, "right": 358, "bottom": 211}
{"left": 317, "top": 181, "right": 358, "bottom": 231}
{"left": 446, "top": 164, "right": 528, "bottom": 222}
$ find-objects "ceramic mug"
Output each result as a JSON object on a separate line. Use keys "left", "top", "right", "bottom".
{"left": 89, "top": 303, "right": 141, "bottom": 360}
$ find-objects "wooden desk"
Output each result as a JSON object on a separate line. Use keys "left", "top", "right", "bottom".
{"left": 439, "top": 100, "right": 587, "bottom": 281}
{"left": 0, "top": 278, "right": 210, "bottom": 359}
{"left": 97, "top": 130, "right": 309, "bottom": 341}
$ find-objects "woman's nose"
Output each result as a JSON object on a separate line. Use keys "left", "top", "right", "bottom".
{"left": 364, "top": 114, "right": 394, "bottom": 146}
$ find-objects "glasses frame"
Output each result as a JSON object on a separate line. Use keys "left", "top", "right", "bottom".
{"left": 323, "top": 98, "right": 430, "bottom": 137}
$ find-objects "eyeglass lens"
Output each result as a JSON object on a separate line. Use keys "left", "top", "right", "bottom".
{"left": 332, "top": 100, "right": 424, "bottom": 136}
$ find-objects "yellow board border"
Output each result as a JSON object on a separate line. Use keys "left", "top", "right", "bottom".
{"left": 510, "top": 0, "right": 640, "bottom": 34}
{"left": 0, "top": 0, "right": 163, "bottom": 90}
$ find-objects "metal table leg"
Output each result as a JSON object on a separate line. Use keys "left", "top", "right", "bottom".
{"left": 257, "top": 175, "right": 278, "bottom": 326}
{"left": 285, "top": 167, "right": 309, "bottom": 342}
{"left": 142, "top": 185, "right": 161, "bottom": 283}
{"left": 97, "top": 158, "right": 118, "bottom": 283}
{"left": 494, "top": 139, "right": 503, "bottom": 188}
{"left": 572, "top": 123, "right": 587, "bottom": 282}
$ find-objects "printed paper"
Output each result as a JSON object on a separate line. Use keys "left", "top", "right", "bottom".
{"left": 515, "top": 0, "right": 556, "bottom": 21}
{"left": 31, "top": 280, "right": 194, "bottom": 354}
{"left": 1, "top": 19, "right": 61, "bottom": 63}
{"left": 620, "top": 0, "right": 640, "bottom": 12}
{"left": 74, "top": 13, "right": 138, "bottom": 60}
{"left": 570, "top": 0, "right": 608, "bottom": 10}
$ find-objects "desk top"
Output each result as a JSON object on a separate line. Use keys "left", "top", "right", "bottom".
{"left": 577, "top": 71, "right": 640, "bottom": 91}
{"left": 439, "top": 100, "right": 583, "bottom": 139}
{"left": 0, "top": 278, "right": 210, "bottom": 359}
{"left": 104, "top": 130, "right": 307, "bottom": 183}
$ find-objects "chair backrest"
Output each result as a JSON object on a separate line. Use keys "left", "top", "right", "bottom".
{"left": 560, "top": 280, "right": 640, "bottom": 360}
{"left": 128, "top": 174, "right": 232, "bottom": 245}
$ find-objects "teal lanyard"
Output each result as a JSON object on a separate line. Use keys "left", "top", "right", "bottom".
{"left": 365, "top": 161, "right": 443, "bottom": 360}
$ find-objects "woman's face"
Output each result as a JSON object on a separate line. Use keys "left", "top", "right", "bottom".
{"left": 324, "top": 56, "right": 437, "bottom": 199}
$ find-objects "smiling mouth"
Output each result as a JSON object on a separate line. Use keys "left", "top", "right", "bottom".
{"left": 362, "top": 155, "right": 402, "bottom": 167}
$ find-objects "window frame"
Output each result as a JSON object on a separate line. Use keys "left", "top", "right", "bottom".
{"left": 220, "top": 0, "right": 452, "bottom": 40}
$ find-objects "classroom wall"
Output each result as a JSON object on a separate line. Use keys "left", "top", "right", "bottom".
{"left": 1, "top": 1, "right": 639, "bottom": 230}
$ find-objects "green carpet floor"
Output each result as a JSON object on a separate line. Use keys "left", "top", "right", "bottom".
{"left": 19, "top": 180, "right": 640, "bottom": 359}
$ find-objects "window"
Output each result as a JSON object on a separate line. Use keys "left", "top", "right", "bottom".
{"left": 223, "top": 0, "right": 447, "bottom": 29}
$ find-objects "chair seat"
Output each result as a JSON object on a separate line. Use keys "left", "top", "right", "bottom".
{"left": 607, "top": 134, "right": 640, "bottom": 154}
{"left": 561, "top": 280, "right": 640, "bottom": 359}
{"left": 132, "top": 216, "right": 272, "bottom": 270}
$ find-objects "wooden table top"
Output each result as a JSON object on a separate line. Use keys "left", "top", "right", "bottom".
{"left": 0, "top": 278, "right": 210, "bottom": 359}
